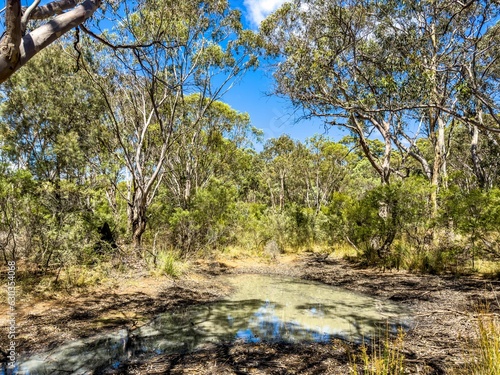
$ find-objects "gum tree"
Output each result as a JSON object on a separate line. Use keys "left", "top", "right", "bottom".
{"left": 0, "top": 44, "right": 107, "bottom": 268}
{"left": 90, "top": 0, "right": 260, "bottom": 248}
{"left": 164, "top": 97, "right": 255, "bottom": 210}
{"left": 262, "top": 0, "right": 500, "bottom": 210}
{"left": 374, "top": 0, "right": 500, "bottom": 210}
{"left": 261, "top": 0, "right": 405, "bottom": 185}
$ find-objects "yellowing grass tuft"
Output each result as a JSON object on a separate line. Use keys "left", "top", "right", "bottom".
{"left": 469, "top": 313, "right": 500, "bottom": 375}
{"left": 475, "top": 260, "right": 500, "bottom": 277}
{"left": 350, "top": 328, "right": 406, "bottom": 375}
{"left": 152, "top": 250, "right": 186, "bottom": 278}
{"left": 330, "top": 243, "right": 358, "bottom": 259}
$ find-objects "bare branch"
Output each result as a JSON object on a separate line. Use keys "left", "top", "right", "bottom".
{"left": 79, "top": 24, "right": 182, "bottom": 51}
{"left": 21, "top": 0, "right": 41, "bottom": 33}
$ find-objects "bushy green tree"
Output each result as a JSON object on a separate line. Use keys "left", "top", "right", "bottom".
{"left": 441, "top": 188, "right": 500, "bottom": 268}
{"left": 0, "top": 43, "right": 110, "bottom": 270}
{"left": 168, "top": 178, "right": 239, "bottom": 255}
{"left": 348, "top": 177, "right": 433, "bottom": 267}
{"left": 90, "top": 0, "right": 260, "bottom": 248}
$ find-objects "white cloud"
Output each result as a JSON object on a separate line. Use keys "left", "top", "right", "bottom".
{"left": 243, "top": 0, "right": 289, "bottom": 26}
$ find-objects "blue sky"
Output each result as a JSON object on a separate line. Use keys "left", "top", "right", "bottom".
{"left": 222, "top": 0, "right": 345, "bottom": 149}
{"left": 0, "top": 0, "right": 344, "bottom": 149}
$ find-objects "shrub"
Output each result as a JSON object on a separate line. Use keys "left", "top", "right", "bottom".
{"left": 440, "top": 188, "right": 500, "bottom": 270}
{"left": 168, "top": 179, "right": 238, "bottom": 255}
{"left": 346, "top": 177, "right": 432, "bottom": 268}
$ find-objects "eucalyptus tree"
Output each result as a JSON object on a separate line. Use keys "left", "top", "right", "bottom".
{"left": 452, "top": 19, "right": 500, "bottom": 189}
{"left": 89, "top": 0, "right": 259, "bottom": 248}
{"left": 0, "top": 44, "right": 104, "bottom": 180}
{"left": 259, "top": 135, "right": 350, "bottom": 213}
{"left": 260, "top": 135, "right": 298, "bottom": 210}
{"left": 447, "top": 123, "right": 500, "bottom": 191}
{"left": 262, "top": 0, "right": 500, "bottom": 210}
{"left": 0, "top": 43, "right": 107, "bottom": 267}
{"left": 304, "top": 135, "right": 350, "bottom": 213}
{"left": 164, "top": 97, "right": 255, "bottom": 210}
{"left": 373, "top": 0, "right": 500, "bottom": 210}
{"left": 261, "top": 0, "right": 405, "bottom": 185}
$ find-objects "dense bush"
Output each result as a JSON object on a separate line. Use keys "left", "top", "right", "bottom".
{"left": 440, "top": 188, "right": 500, "bottom": 268}
{"left": 345, "top": 178, "right": 433, "bottom": 268}
{"left": 0, "top": 167, "right": 115, "bottom": 271}
{"left": 166, "top": 179, "right": 239, "bottom": 256}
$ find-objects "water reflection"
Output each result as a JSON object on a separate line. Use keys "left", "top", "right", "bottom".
{"left": 8, "top": 274, "right": 411, "bottom": 374}
{"left": 221, "top": 274, "right": 410, "bottom": 343}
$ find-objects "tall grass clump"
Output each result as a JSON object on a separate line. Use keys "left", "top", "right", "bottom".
{"left": 469, "top": 313, "right": 500, "bottom": 375}
{"left": 154, "top": 250, "right": 185, "bottom": 278}
{"left": 350, "top": 328, "right": 406, "bottom": 375}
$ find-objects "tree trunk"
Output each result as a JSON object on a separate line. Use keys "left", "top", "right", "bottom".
{"left": 279, "top": 170, "right": 285, "bottom": 210}
{"left": 0, "top": 0, "right": 22, "bottom": 82}
{"left": 430, "top": 116, "right": 446, "bottom": 215}
{"left": 129, "top": 190, "right": 148, "bottom": 250}
{"left": 470, "top": 124, "right": 486, "bottom": 188}
{"left": 381, "top": 121, "right": 392, "bottom": 184}
{"left": 377, "top": 194, "right": 398, "bottom": 261}
{"left": 132, "top": 214, "right": 147, "bottom": 250}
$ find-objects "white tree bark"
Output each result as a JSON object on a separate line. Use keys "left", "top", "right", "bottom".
{"left": 0, "top": 0, "right": 101, "bottom": 83}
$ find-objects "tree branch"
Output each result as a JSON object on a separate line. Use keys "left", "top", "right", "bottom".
{"left": 19, "top": 0, "right": 101, "bottom": 72}
{"left": 0, "top": 0, "right": 100, "bottom": 83}
{"left": 21, "top": 0, "right": 41, "bottom": 33}
{"left": 22, "top": 0, "right": 80, "bottom": 20}
{"left": 79, "top": 24, "right": 182, "bottom": 51}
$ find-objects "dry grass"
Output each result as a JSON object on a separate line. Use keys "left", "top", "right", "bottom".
{"left": 220, "top": 244, "right": 264, "bottom": 259}
{"left": 329, "top": 243, "right": 358, "bottom": 259}
{"left": 475, "top": 259, "right": 500, "bottom": 277}
{"left": 350, "top": 328, "right": 406, "bottom": 375}
{"left": 466, "top": 312, "right": 500, "bottom": 375}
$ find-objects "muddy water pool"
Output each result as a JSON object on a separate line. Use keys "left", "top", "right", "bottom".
{"left": 8, "top": 274, "right": 411, "bottom": 374}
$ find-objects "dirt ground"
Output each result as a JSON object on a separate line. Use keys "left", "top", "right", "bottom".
{"left": 1, "top": 253, "right": 499, "bottom": 374}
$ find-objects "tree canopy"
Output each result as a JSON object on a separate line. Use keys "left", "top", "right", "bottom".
{"left": 1, "top": 0, "right": 500, "bottom": 274}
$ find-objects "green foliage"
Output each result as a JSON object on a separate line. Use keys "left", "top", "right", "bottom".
{"left": 224, "top": 202, "right": 270, "bottom": 253}
{"left": 440, "top": 188, "right": 500, "bottom": 268}
{"left": 0, "top": 44, "right": 117, "bottom": 269}
{"left": 87, "top": 0, "right": 261, "bottom": 248}
{"left": 167, "top": 179, "right": 238, "bottom": 255}
{"left": 0, "top": 44, "right": 104, "bottom": 180}
{"left": 153, "top": 250, "right": 185, "bottom": 278}
{"left": 284, "top": 204, "right": 315, "bottom": 248}
{"left": 321, "top": 192, "right": 355, "bottom": 244}
{"left": 441, "top": 188, "right": 500, "bottom": 235}
{"left": 1, "top": 1, "right": 500, "bottom": 289}
{"left": 347, "top": 177, "right": 433, "bottom": 267}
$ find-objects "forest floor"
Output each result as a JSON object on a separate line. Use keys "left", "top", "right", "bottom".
{"left": 1, "top": 253, "right": 500, "bottom": 374}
